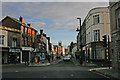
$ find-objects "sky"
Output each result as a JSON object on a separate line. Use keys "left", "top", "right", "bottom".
{"left": 1, "top": 1, "right": 109, "bottom": 48}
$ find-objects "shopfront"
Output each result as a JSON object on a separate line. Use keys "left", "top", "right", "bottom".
{"left": 21, "top": 47, "right": 34, "bottom": 63}
{"left": 8, "top": 48, "right": 21, "bottom": 64}
{"left": 1, "top": 47, "right": 9, "bottom": 64}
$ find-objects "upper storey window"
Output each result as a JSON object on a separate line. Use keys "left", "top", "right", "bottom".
{"left": 26, "top": 27, "right": 28, "bottom": 34}
{"left": 116, "top": 8, "right": 120, "bottom": 28}
{"left": 0, "top": 35, "right": 4, "bottom": 45}
{"left": 22, "top": 26, "right": 25, "bottom": 33}
{"left": 93, "top": 15, "right": 99, "bottom": 25}
{"left": 94, "top": 29, "right": 100, "bottom": 42}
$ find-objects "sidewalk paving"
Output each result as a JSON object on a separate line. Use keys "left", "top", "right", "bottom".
{"left": 90, "top": 67, "right": 120, "bottom": 80}
{"left": 72, "top": 58, "right": 120, "bottom": 80}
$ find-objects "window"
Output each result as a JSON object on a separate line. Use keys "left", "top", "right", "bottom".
{"left": 26, "top": 27, "right": 28, "bottom": 34}
{"left": 0, "top": 35, "right": 4, "bottom": 45}
{"left": 93, "top": 15, "right": 99, "bottom": 25}
{"left": 25, "top": 37, "right": 28, "bottom": 46}
{"left": 22, "top": 37, "right": 25, "bottom": 45}
{"left": 31, "top": 30, "right": 32, "bottom": 36}
{"left": 94, "top": 30, "right": 100, "bottom": 41}
{"left": 117, "top": 41, "right": 120, "bottom": 61}
{"left": 12, "top": 38, "right": 17, "bottom": 47}
{"left": 23, "top": 27, "right": 25, "bottom": 33}
{"left": 116, "top": 8, "right": 120, "bottom": 28}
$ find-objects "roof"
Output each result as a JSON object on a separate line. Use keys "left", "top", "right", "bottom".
{"left": 2, "top": 16, "right": 37, "bottom": 32}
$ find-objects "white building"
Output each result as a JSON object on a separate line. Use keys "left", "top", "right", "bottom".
{"left": 85, "top": 7, "right": 111, "bottom": 61}
{"left": 0, "top": 29, "right": 8, "bottom": 64}
{"left": 72, "top": 44, "right": 77, "bottom": 57}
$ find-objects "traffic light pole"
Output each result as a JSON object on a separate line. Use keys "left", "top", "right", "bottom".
{"left": 108, "top": 35, "right": 110, "bottom": 69}
{"left": 77, "top": 18, "right": 83, "bottom": 64}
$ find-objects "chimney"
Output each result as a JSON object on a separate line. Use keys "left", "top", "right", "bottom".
{"left": 27, "top": 24, "right": 31, "bottom": 27}
{"left": 19, "top": 16, "right": 23, "bottom": 23}
{"left": 40, "top": 29, "right": 43, "bottom": 34}
{"left": 47, "top": 37, "right": 50, "bottom": 43}
{"left": 44, "top": 34, "right": 46, "bottom": 37}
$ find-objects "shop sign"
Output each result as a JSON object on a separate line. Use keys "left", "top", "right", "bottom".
{"left": 22, "top": 47, "right": 34, "bottom": 51}
{"left": 9, "top": 48, "right": 21, "bottom": 52}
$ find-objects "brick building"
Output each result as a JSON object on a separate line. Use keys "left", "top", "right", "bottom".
{"left": 37, "top": 29, "right": 50, "bottom": 61}
{"left": 1, "top": 16, "right": 37, "bottom": 63}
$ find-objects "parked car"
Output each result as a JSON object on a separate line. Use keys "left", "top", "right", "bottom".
{"left": 67, "top": 55, "right": 72, "bottom": 59}
{"left": 63, "top": 56, "right": 71, "bottom": 61}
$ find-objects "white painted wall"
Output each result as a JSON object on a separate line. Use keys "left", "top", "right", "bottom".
{"left": 0, "top": 29, "right": 8, "bottom": 47}
{"left": 72, "top": 44, "right": 77, "bottom": 56}
{"left": 85, "top": 7, "right": 111, "bottom": 44}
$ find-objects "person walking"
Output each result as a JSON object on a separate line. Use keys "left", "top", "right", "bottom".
{"left": 48, "top": 55, "right": 51, "bottom": 63}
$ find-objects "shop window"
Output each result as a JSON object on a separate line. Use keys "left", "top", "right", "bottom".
{"left": 0, "top": 35, "right": 4, "bottom": 45}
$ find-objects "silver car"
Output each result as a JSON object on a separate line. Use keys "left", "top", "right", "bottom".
{"left": 63, "top": 56, "right": 70, "bottom": 61}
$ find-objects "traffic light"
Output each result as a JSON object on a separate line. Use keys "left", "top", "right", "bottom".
{"left": 102, "top": 35, "right": 107, "bottom": 47}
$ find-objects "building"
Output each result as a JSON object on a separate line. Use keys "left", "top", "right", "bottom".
{"left": 0, "top": 28, "right": 8, "bottom": 64}
{"left": 109, "top": 1, "right": 120, "bottom": 71}
{"left": 56, "top": 42, "right": 63, "bottom": 59}
{"left": 84, "top": 7, "right": 111, "bottom": 63}
{"left": 1, "top": 16, "right": 37, "bottom": 63}
{"left": 37, "top": 29, "right": 49, "bottom": 61}
{"left": 0, "top": 25, "right": 22, "bottom": 64}
{"left": 71, "top": 43, "right": 77, "bottom": 58}
{"left": 76, "top": 18, "right": 86, "bottom": 62}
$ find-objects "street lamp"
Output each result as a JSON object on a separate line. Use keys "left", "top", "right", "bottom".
{"left": 76, "top": 17, "right": 83, "bottom": 64}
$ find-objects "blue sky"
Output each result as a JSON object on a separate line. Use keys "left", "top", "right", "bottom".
{"left": 1, "top": 2, "right": 109, "bottom": 48}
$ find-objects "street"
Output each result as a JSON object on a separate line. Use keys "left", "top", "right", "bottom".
{"left": 2, "top": 60, "right": 110, "bottom": 80}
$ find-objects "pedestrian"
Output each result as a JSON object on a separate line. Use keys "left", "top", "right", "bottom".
{"left": 48, "top": 55, "right": 51, "bottom": 63}
{"left": 25, "top": 58, "right": 28, "bottom": 65}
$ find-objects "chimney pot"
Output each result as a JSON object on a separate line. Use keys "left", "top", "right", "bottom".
{"left": 40, "top": 29, "right": 43, "bottom": 34}
{"left": 27, "top": 24, "right": 31, "bottom": 27}
{"left": 44, "top": 34, "right": 46, "bottom": 37}
{"left": 19, "top": 16, "right": 23, "bottom": 23}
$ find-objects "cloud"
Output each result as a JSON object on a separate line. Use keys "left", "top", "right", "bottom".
{"left": 2, "top": 2, "right": 109, "bottom": 32}
{"left": 32, "top": 22, "right": 47, "bottom": 31}
{"left": 2, "top": 0, "right": 110, "bottom": 2}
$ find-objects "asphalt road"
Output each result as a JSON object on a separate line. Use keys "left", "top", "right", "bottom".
{"left": 2, "top": 60, "right": 111, "bottom": 80}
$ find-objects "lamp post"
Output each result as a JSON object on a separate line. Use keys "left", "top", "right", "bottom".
{"left": 76, "top": 18, "right": 83, "bottom": 64}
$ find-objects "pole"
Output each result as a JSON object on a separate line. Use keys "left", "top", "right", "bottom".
{"left": 108, "top": 35, "right": 110, "bottom": 69}
{"left": 78, "top": 18, "right": 83, "bottom": 64}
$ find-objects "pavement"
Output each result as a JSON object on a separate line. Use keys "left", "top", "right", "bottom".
{"left": 90, "top": 67, "right": 120, "bottom": 80}
{"left": 72, "top": 57, "right": 120, "bottom": 80}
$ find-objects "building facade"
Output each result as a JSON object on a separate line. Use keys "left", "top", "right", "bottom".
{"left": 0, "top": 29, "right": 8, "bottom": 64}
{"left": 109, "top": 1, "right": 120, "bottom": 71}
{"left": 1, "top": 16, "right": 37, "bottom": 63}
{"left": 84, "top": 7, "right": 111, "bottom": 63}
{"left": 0, "top": 25, "right": 21, "bottom": 64}
{"left": 37, "top": 29, "right": 50, "bottom": 61}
